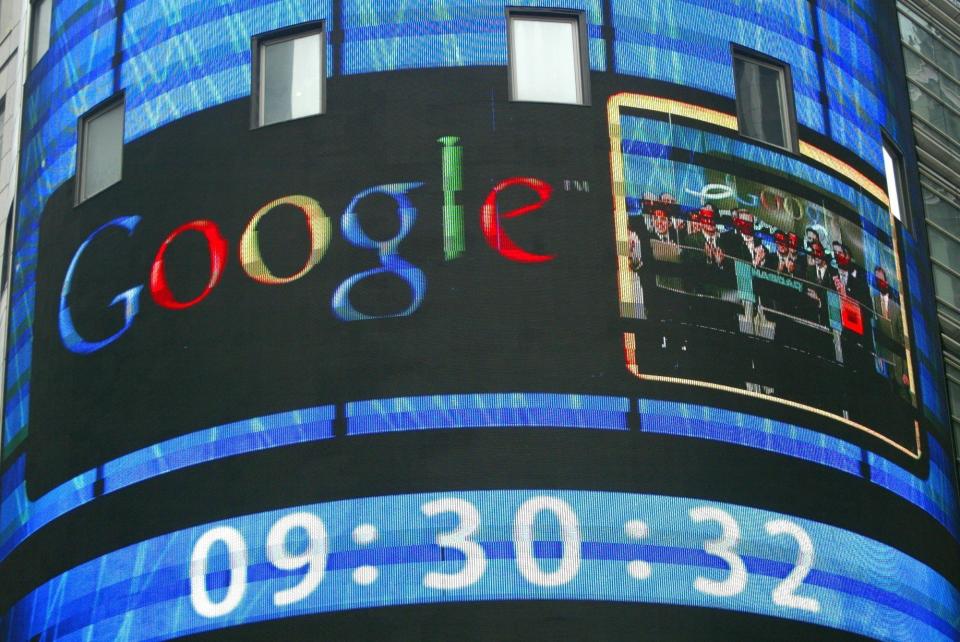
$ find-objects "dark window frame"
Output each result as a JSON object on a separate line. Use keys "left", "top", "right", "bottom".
{"left": 28, "top": 0, "right": 52, "bottom": 69}
{"left": 0, "top": 94, "right": 7, "bottom": 169}
{"left": 1, "top": 204, "right": 14, "bottom": 298}
{"left": 74, "top": 93, "right": 125, "bottom": 206}
{"left": 506, "top": 7, "right": 591, "bottom": 106}
{"left": 730, "top": 44, "right": 799, "bottom": 153}
{"left": 250, "top": 21, "right": 327, "bottom": 129}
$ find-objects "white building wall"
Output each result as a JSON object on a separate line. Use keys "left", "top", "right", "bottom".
{"left": 0, "top": 0, "right": 29, "bottom": 448}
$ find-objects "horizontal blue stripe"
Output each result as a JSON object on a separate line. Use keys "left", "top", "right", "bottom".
{"left": 869, "top": 467, "right": 949, "bottom": 527}
{"left": 1, "top": 393, "right": 956, "bottom": 566}
{"left": 348, "top": 393, "right": 629, "bottom": 416}
{"left": 643, "top": 410, "right": 863, "bottom": 477}
{"left": 642, "top": 398, "right": 958, "bottom": 537}
{"left": 0, "top": 456, "right": 25, "bottom": 500}
{"left": 345, "top": 19, "right": 605, "bottom": 42}
{"left": 0, "top": 470, "right": 97, "bottom": 561}
{"left": 52, "top": 0, "right": 117, "bottom": 39}
{"left": 349, "top": 408, "right": 628, "bottom": 434}
{"left": 104, "top": 406, "right": 334, "bottom": 476}
{"left": 103, "top": 413, "right": 334, "bottom": 493}
{"left": 0, "top": 407, "right": 334, "bottom": 560}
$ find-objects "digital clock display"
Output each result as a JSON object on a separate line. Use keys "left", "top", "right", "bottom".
{"left": 5, "top": 490, "right": 957, "bottom": 641}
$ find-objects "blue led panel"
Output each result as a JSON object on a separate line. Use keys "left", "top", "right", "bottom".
{"left": 611, "top": 0, "right": 825, "bottom": 134}
{"left": 347, "top": 393, "right": 629, "bottom": 434}
{"left": 4, "top": 490, "right": 957, "bottom": 641}
{"left": 121, "top": 0, "right": 333, "bottom": 140}
{"left": 817, "top": 0, "right": 898, "bottom": 169}
{"left": 1, "top": 394, "right": 954, "bottom": 565}
{"left": 341, "top": 0, "right": 605, "bottom": 75}
{"left": 643, "top": 399, "right": 959, "bottom": 537}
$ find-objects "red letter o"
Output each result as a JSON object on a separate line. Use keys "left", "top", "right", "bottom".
{"left": 149, "top": 220, "right": 228, "bottom": 310}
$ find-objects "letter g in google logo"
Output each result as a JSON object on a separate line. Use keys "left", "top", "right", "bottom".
{"left": 59, "top": 215, "right": 145, "bottom": 354}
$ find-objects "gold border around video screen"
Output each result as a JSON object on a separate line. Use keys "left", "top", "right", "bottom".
{"left": 608, "top": 93, "right": 921, "bottom": 460}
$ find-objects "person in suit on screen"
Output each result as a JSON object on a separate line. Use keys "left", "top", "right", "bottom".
{"left": 650, "top": 206, "right": 678, "bottom": 245}
{"left": 826, "top": 242, "right": 873, "bottom": 377}
{"left": 720, "top": 208, "right": 759, "bottom": 264}
{"left": 765, "top": 230, "right": 800, "bottom": 275}
{"left": 685, "top": 205, "right": 725, "bottom": 268}
{"left": 803, "top": 226, "right": 822, "bottom": 272}
{"left": 832, "top": 242, "right": 869, "bottom": 307}
{"left": 872, "top": 266, "right": 907, "bottom": 384}
{"left": 804, "top": 241, "right": 835, "bottom": 325}
{"left": 873, "top": 267, "right": 902, "bottom": 336}
{"left": 658, "top": 192, "right": 689, "bottom": 245}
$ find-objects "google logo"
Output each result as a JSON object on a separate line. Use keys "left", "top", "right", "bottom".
{"left": 59, "top": 137, "right": 558, "bottom": 355}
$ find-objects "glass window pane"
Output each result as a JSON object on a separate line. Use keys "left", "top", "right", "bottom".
{"left": 909, "top": 82, "right": 949, "bottom": 132}
{"left": 900, "top": 11, "right": 960, "bottom": 81}
{"left": 882, "top": 142, "right": 905, "bottom": 224}
{"left": 261, "top": 33, "right": 322, "bottom": 126}
{"left": 943, "top": 304, "right": 960, "bottom": 331}
{"left": 923, "top": 187, "right": 960, "bottom": 229}
{"left": 903, "top": 47, "right": 928, "bottom": 85}
{"left": 929, "top": 225, "right": 960, "bottom": 267}
{"left": 949, "top": 377, "right": 960, "bottom": 420}
{"left": 941, "top": 314, "right": 960, "bottom": 348}
{"left": 941, "top": 306, "right": 960, "bottom": 344}
{"left": 30, "top": 0, "right": 51, "bottom": 67}
{"left": 952, "top": 422, "right": 960, "bottom": 475}
{"left": 511, "top": 17, "right": 582, "bottom": 104}
{"left": 947, "top": 362, "right": 960, "bottom": 381}
{"left": 945, "top": 104, "right": 960, "bottom": 142}
{"left": 946, "top": 363, "right": 960, "bottom": 420}
{"left": 945, "top": 81, "right": 960, "bottom": 119}
{"left": 1, "top": 208, "right": 13, "bottom": 297}
{"left": 0, "top": 97, "right": 6, "bottom": 177}
{"left": 900, "top": 13, "right": 930, "bottom": 57}
{"left": 934, "top": 263, "right": 960, "bottom": 310}
{"left": 80, "top": 102, "right": 123, "bottom": 200}
{"left": 905, "top": 48, "right": 960, "bottom": 114}
{"left": 734, "top": 56, "right": 789, "bottom": 148}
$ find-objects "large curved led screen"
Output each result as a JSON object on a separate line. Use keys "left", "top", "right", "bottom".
{"left": 1, "top": 0, "right": 958, "bottom": 640}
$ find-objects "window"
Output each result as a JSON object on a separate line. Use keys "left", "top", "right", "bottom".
{"left": 732, "top": 48, "right": 796, "bottom": 151}
{"left": 1, "top": 205, "right": 13, "bottom": 297}
{"left": 922, "top": 183, "right": 960, "bottom": 230}
{"left": 508, "top": 10, "right": 589, "bottom": 105}
{"left": 882, "top": 134, "right": 911, "bottom": 229}
{"left": 76, "top": 97, "right": 124, "bottom": 203}
{"left": 0, "top": 95, "right": 7, "bottom": 173}
{"left": 253, "top": 25, "right": 325, "bottom": 127}
{"left": 29, "top": 0, "right": 52, "bottom": 69}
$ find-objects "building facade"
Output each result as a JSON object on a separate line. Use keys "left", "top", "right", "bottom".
{"left": 0, "top": 0, "right": 957, "bottom": 640}
{"left": 898, "top": 0, "right": 960, "bottom": 476}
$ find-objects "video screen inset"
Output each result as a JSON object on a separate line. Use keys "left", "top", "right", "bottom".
{"left": 611, "top": 96, "right": 919, "bottom": 457}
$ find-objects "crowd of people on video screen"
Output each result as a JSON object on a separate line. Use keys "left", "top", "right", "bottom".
{"left": 627, "top": 192, "right": 907, "bottom": 383}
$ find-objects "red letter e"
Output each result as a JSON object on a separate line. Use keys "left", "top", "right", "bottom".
{"left": 481, "top": 177, "right": 555, "bottom": 263}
